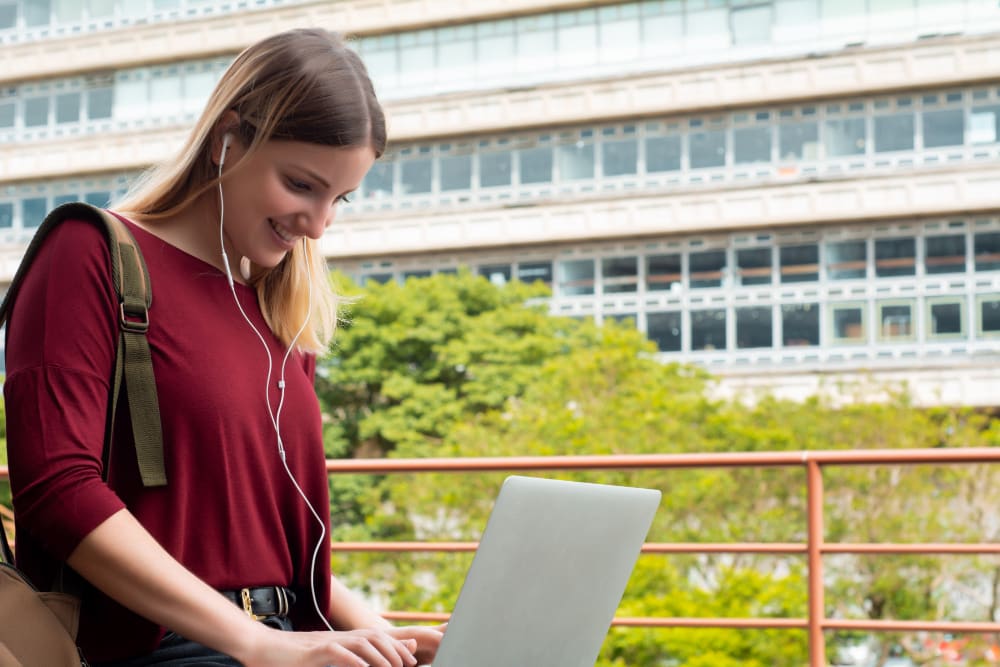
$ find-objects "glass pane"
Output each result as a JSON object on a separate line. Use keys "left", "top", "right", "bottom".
{"left": 827, "top": 240, "right": 867, "bottom": 280}
{"left": 24, "top": 0, "right": 51, "bottom": 27}
{"left": 782, "top": 303, "right": 819, "bottom": 346}
{"left": 647, "top": 311, "right": 682, "bottom": 352}
{"left": 689, "top": 250, "right": 726, "bottom": 289}
{"left": 24, "top": 97, "right": 49, "bottom": 127}
{"left": 0, "top": 202, "right": 13, "bottom": 228}
{"left": 646, "top": 135, "right": 682, "bottom": 172}
{"left": 84, "top": 191, "right": 111, "bottom": 207}
{"left": 929, "top": 300, "right": 964, "bottom": 338}
{"left": 969, "top": 105, "right": 999, "bottom": 144}
{"left": 0, "top": 4, "right": 15, "bottom": 30}
{"left": 90, "top": 0, "right": 115, "bottom": 19}
{"left": 87, "top": 88, "right": 113, "bottom": 120}
{"left": 690, "top": 129, "right": 726, "bottom": 169}
{"left": 55, "top": 91, "right": 80, "bottom": 124}
{"left": 925, "top": 234, "right": 966, "bottom": 275}
{"left": 736, "top": 307, "right": 773, "bottom": 349}
{"left": 691, "top": 309, "right": 726, "bottom": 351}
{"left": 875, "top": 238, "right": 916, "bottom": 277}
{"left": 53, "top": 193, "right": 76, "bottom": 207}
{"left": 974, "top": 232, "right": 1000, "bottom": 271}
{"left": 731, "top": 5, "right": 773, "bottom": 45}
{"left": 922, "top": 108, "right": 964, "bottom": 148}
{"left": 0, "top": 102, "right": 14, "bottom": 128}
{"left": 879, "top": 302, "right": 914, "bottom": 340}
{"left": 362, "top": 161, "right": 394, "bottom": 200}
{"left": 736, "top": 247, "right": 772, "bottom": 285}
{"left": 831, "top": 304, "right": 865, "bottom": 343}
{"left": 22, "top": 197, "right": 48, "bottom": 228}
{"left": 150, "top": 73, "right": 182, "bottom": 116}
{"left": 780, "top": 244, "right": 819, "bottom": 283}
{"left": 520, "top": 146, "right": 553, "bottom": 184}
{"left": 646, "top": 254, "right": 681, "bottom": 291}
{"left": 114, "top": 77, "right": 148, "bottom": 120}
{"left": 824, "top": 118, "right": 866, "bottom": 156}
{"left": 478, "top": 264, "right": 511, "bottom": 286}
{"left": 873, "top": 112, "right": 915, "bottom": 152}
{"left": 602, "top": 256, "right": 638, "bottom": 294}
{"left": 980, "top": 298, "right": 1000, "bottom": 335}
{"left": 440, "top": 154, "right": 472, "bottom": 192}
{"left": 557, "top": 141, "right": 595, "bottom": 181}
{"left": 516, "top": 262, "right": 552, "bottom": 285}
{"left": 480, "top": 151, "right": 512, "bottom": 188}
{"left": 602, "top": 138, "right": 638, "bottom": 177}
{"left": 53, "top": 0, "right": 81, "bottom": 23}
{"left": 558, "top": 259, "right": 595, "bottom": 296}
{"left": 400, "top": 159, "right": 431, "bottom": 195}
{"left": 778, "top": 121, "right": 819, "bottom": 160}
{"left": 734, "top": 126, "right": 771, "bottom": 164}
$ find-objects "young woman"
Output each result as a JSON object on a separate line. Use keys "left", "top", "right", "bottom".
{"left": 4, "top": 28, "right": 443, "bottom": 666}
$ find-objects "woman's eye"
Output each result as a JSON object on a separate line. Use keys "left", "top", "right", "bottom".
{"left": 287, "top": 178, "right": 311, "bottom": 192}
{"left": 336, "top": 194, "right": 352, "bottom": 204}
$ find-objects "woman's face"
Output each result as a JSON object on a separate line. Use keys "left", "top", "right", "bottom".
{"left": 219, "top": 138, "right": 375, "bottom": 270}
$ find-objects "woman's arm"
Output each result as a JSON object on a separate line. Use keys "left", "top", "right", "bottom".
{"left": 69, "top": 510, "right": 417, "bottom": 667}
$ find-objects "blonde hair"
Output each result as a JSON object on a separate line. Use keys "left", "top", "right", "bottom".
{"left": 117, "top": 29, "right": 386, "bottom": 353}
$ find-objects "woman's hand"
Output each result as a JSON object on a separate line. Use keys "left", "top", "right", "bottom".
{"left": 240, "top": 624, "right": 418, "bottom": 667}
{"left": 387, "top": 623, "right": 447, "bottom": 666}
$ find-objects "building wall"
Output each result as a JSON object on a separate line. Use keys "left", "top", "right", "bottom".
{"left": 3, "top": 0, "right": 1000, "bottom": 404}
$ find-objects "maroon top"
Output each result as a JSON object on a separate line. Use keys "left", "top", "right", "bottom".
{"left": 4, "top": 215, "right": 332, "bottom": 662}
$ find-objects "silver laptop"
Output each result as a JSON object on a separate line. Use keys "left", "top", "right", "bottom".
{"left": 433, "top": 475, "right": 661, "bottom": 667}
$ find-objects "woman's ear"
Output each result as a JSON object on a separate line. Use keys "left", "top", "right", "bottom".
{"left": 211, "top": 110, "right": 242, "bottom": 167}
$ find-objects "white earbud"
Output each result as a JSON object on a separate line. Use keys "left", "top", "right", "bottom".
{"left": 220, "top": 133, "right": 232, "bottom": 168}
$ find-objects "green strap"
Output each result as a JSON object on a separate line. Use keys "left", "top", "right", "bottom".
{"left": 1, "top": 202, "right": 166, "bottom": 488}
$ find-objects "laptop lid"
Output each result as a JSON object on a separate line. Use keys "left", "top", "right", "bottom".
{"left": 433, "top": 475, "right": 661, "bottom": 667}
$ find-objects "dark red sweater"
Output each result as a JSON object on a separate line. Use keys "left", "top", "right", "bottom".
{"left": 4, "top": 216, "right": 332, "bottom": 662}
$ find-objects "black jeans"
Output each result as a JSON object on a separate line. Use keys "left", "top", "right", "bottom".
{"left": 95, "top": 616, "right": 293, "bottom": 666}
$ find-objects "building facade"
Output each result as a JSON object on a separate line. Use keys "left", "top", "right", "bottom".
{"left": 3, "top": 0, "right": 1000, "bottom": 404}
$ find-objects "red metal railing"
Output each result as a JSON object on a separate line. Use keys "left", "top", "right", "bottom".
{"left": 3, "top": 447, "right": 1000, "bottom": 666}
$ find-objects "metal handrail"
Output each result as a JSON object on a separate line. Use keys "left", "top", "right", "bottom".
{"left": 3, "top": 447, "right": 999, "bottom": 666}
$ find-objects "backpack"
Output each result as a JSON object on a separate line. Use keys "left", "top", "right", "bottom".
{"left": 0, "top": 202, "right": 167, "bottom": 665}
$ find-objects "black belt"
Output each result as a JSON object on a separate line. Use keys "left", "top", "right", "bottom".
{"left": 220, "top": 586, "right": 295, "bottom": 621}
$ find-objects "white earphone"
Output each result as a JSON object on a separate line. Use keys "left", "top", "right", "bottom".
{"left": 215, "top": 130, "right": 330, "bottom": 630}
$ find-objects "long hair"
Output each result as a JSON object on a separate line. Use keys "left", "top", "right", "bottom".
{"left": 117, "top": 29, "right": 386, "bottom": 353}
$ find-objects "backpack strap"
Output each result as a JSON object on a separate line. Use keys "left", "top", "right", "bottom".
{"left": 0, "top": 202, "right": 167, "bottom": 488}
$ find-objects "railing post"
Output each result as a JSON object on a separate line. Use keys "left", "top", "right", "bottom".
{"left": 807, "top": 459, "right": 827, "bottom": 667}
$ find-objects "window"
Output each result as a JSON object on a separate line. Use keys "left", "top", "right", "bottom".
{"left": 731, "top": 4, "right": 773, "bottom": 45}
{"left": 602, "top": 138, "right": 638, "bottom": 177}
{"left": 875, "top": 238, "right": 916, "bottom": 277}
{"left": 691, "top": 309, "right": 726, "bottom": 351}
{"left": 440, "top": 154, "right": 472, "bottom": 192}
{"left": 558, "top": 259, "right": 595, "bottom": 296}
{"left": 969, "top": 105, "right": 999, "bottom": 145}
{"left": 780, "top": 244, "right": 819, "bottom": 283}
{"left": 924, "top": 235, "right": 966, "bottom": 275}
{"left": 84, "top": 191, "right": 111, "bottom": 207}
{"left": 877, "top": 301, "right": 915, "bottom": 341}
{"left": 873, "top": 112, "right": 915, "bottom": 153}
{"left": 922, "top": 108, "right": 964, "bottom": 148}
{"left": 400, "top": 158, "right": 432, "bottom": 195}
{"left": 826, "top": 240, "right": 867, "bottom": 280}
{"left": 0, "top": 3, "right": 16, "bottom": 30}
{"left": 24, "top": 0, "right": 50, "bottom": 27}
{"left": 557, "top": 141, "right": 595, "bottom": 181}
{"left": 0, "top": 102, "right": 13, "bottom": 128}
{"left": 647, "top": 311, "right": 682, "bottom": 352}
{"left": 778, "top": 121, "right": 819, "bottom": 161}
{"left": 824, "top": 117, "right": 866, "bottom": 157}
{"left": 927, "top": 297, "right": 965, "bottom": 339}
{"left": 733, "top": 126, "right": 771, "bottom": 164}
{"left": 22, "top": 197, "right": 48, "bottom": 228}
{"left": 689, "top": 249, "right": 726, "bottom": 289}
{"left": 689, "top": 128, "right": 726, "bottom": 169}
{"left": 24, "top": 97, "right": 49, "bottom": 128}
{"left": 517, "top": 262, "right": 552, "bottom": 285}
{"left": 782, "top": 303, "right": 819, "bottom": 347}
{"left": 974, "top": 232, "right": 1000, "bottom": 272}
{"left": 519, "top": 146, "right": 553, "bottom": 184}
{"left": 55, "top": 92, "right": 80, "bottom": 124}
{"left": 646, "top": 253, "right": 681, "bottom": 291}
{"left": 402, "top": 270, "right": 432, "bottom": 281}
{"left": 736, "top": 307, "right": 772, "bottom": 349}
{"left": 0, "top": 202, "right": 12, "bottom": 228}
{"left": 646, "top": 135, "right": 681, "bottom": 173}
{"left": 87, "top": 88, "right": 113, "bottom": 120}
{"left": 601, "top": 256, "right": 638, "bottom": 293}
{"left": 480, "top": 151, "right": 512, "bottom": 188}
{"left": 478, "top": 264, "right": 511, "bottom": 286}
{"left": 736, "top": 247, "right": 771, "bottom": 285}
{"left": 978, "top": 296, "right": 1000, "bottom": 337}
{"left": 831, "top": 302, "right": 866, "bottom": 344}
{"left": 363, "top": 162, "right": 394, "bottom": 200}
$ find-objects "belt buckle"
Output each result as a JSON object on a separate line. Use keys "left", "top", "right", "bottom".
{"left": 240, "top": 588, "right": 265, "bottom": 621}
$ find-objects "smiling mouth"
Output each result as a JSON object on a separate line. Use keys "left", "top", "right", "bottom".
{"left": 269, "top": 218, "right": 296, "bottom": 244}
